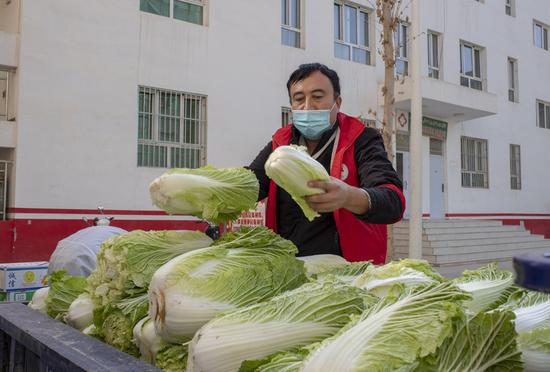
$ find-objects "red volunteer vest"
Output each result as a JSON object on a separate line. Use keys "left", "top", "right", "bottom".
{"left": 265, "top": 112, "right": 405, "bottom": 264}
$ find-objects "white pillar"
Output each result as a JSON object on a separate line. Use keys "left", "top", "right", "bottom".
{"left": 409, "top": 0, "right": 423, "bottom": 259}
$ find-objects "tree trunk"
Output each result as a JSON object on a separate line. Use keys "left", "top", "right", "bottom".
{"left": 380, "top": 0, "right": 396, "bottom": 262}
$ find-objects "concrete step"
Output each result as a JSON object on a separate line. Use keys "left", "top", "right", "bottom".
{"left": 434, "top": 261, "right": 514, "bottom": 278}
{"left": 394, "top": 235, "right": 546, "bottom": 248}
{"left": 394, "top": 239, "right": 550, "bottom": 256}
{"left": 394, "top": 246, "right": 550, "bottom": 265}
{"left": 394, "top": 225, "right": 523, "bottom": 235}
{"left": 395, "top": 220, "right": 504, "bottom": 229}
{"left": 394, "top": 230, "right": 532, "bottom": 242}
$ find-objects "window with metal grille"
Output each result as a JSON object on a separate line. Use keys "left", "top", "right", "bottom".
{"left": 140, "top": 0, "right": 204, "bottom": 25}
{"left": 281, "top": 0, "right": 301, "bottom": 48}
{"left": 510, "top": 144, "right": 521, "bottom": 190}
{"left": 537, "top": 100, "right": 550, "bottom": 129}
{"left": 507, "top": 57, "right": 518, "bottom": 102}
{"left": 334, "top": 2, "right": 371, "bottom": 65}
{"left": 534, "top": 21, "right": 549, "bottom": 50}
{"left": 460, "top": 42, "right": 484, "bottom": 91}
{"left": 505, "top": 0, "right": 515, "bottom": 16}
{"left": 461, "top": 136, "right": 489, "bottom": 188}
{"left": 427, "top": 31, "right": 440, "bottom": 79}
{"left": 138, "top": 86, "right": 206, "bottom": 168}
{"left": 281, "top": 107, "right": 292, "bottom": 127}
{"left": 395, "top": 22, "right": 408, "bottom": 75}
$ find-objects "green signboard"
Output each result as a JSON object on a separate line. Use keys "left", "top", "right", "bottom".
{"left": 422, "top": 117, "right": 447, "bottom": 140}
{"left": 405, "top": 113, "right": 448, "bottom": 140}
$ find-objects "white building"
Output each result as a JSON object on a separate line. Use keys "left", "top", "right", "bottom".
{"left": 0, "top": 0, "right": 549, "bottom": 263}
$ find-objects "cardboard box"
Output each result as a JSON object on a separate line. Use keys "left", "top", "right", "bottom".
{"left": 0, "top": 262, "right": 49, "bottom": 291}
{"left": 0, "top": 289, "right": 37, "bottom": 302}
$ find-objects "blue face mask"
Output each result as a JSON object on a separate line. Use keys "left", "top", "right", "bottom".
{"left": 292, "top": 102, "right": 337, "bottom": 140}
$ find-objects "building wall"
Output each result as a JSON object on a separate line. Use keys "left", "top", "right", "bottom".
{"left": 3, "top": 0, "right": 550, "bottom": 261}
{"left": 441, "top": 0, "right": 550, "bottom": 216}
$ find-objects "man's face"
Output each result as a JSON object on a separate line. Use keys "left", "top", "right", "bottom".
{"left": 289, "top": 71, "right": 342, "bottom": 126}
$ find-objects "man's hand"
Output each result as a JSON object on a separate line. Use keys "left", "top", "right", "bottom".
{"left": 305, "top": 177, "right": 370, "bottom": 215}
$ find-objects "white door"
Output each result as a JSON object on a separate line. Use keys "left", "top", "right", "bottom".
{"left": 396, "top": 152, "right": 410, "bottom": 219}
{"left": 429, "top": 154, "right": 444, "bottom": 219}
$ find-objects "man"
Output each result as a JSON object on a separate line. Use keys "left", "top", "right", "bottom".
{"left": 249, "top": 63, "right": 405, "bottom": 264}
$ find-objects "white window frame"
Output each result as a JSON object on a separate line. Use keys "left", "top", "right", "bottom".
{"left": 534, "top": 21, "right": 549, "bottom": 51}
{"left": 140, "top": 0, "right": 206, "bottom": 26}
{"left": 507, "top": 57, "right": 518, "bottom": 103}
{"left": 138, "top": 86, "right": 207, "bottom": 168}
{"left": 461, "top": 136, "right": 489, "bottom": 189}
{"left": 281, "top": 0, "right": 302, "bottom": 48}
{"left": 505, "top": 0, "right": 515, "bottom": 17}
{"left": 334, "top": 1, "right": 372, "bottom": 65}
{"left": 537, "top": 99, "right": 550, "bottom": 129}
{"left": 427, "top": 31, "right": 440, "bottom": 79}
{"left": 281, "top": 106, "right": 292, "bottom": 127}
{"left": 395, "top": 22, "right": 409, "bottom": 75}
{"left": 510, "top": 144, "right": 521, "bottom": 190}
{"left": 460, "top": 41, "right": 484, "bottom": 91}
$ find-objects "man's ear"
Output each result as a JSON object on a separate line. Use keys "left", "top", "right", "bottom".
{"left": 336, "top": 95, "right": 342, "bottom": 109}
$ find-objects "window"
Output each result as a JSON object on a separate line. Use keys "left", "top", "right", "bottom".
{"left": 140, "top": 0, "right": 204, "bottom": 25}
{"left": 461, "top": 136, "right": 488, "bottom": 188}
{"left": 334, "top": 2, "right": 371, "bottom": 65}
{"left": 537, "top": 100, "right": 550, "bottom": 129}
{"left": 534, "top": 21, "right": 549, "bottom": 50}
{"left": 427, "top": 31, "right": 440, "bottom": 79}
{"left": 510, "top": 144, "right": 521, "bottom": 190}
{"left": 505, "top": 0, "right": 515, "bottom": 16}
{"left": 138, "top": 86, "right": 207, "bottom": 168}
{"left": 281, "top": 107, "right": 292, "bottom": 127}
{"left": 395, "top": 22, "right": 408, "bottom": 75}
{"left": 507, "top": 57, "right": 518, "bottom": 102}
{"left": 0, "top": 161, "right": 8, "bottom": 221}
{"left": 281, "top": 0, "right": 301, "bottom": 48}
{"left": 0, "top": 70, "right": 8, "bottom": 121}
{"left": 140, "top": 0, "right": 169, "bottom": 16}
{"left": 460, "top": 42, "right": 483, "bottom": 90}
{"left": 430, "top": 138, "right": 443, "bottom": 156}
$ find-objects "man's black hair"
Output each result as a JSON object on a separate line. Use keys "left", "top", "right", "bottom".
{"left": 286, "top": 63, "right": 341, "bottom": 100}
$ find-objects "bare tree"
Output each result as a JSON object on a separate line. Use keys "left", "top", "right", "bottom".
{"left": 376, "top": 0, "right": 407, "bottom": 162}
{"left": 368, "top": 0, "right": 407, "bottom": 261}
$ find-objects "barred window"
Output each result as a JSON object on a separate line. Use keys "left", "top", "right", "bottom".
{"left": 461, "top": 136, "right": 488, "bottom": 188}
{"left": 510, "top": 144, "right": 521, "bottom": 190}
{"left": 138, "top": 86, "right": 206, "bottom": 168}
